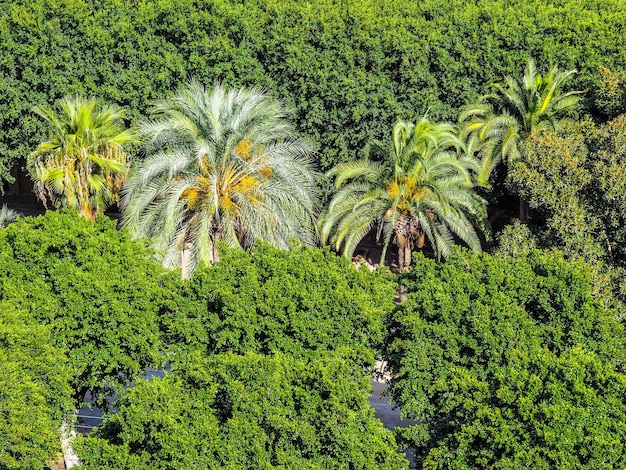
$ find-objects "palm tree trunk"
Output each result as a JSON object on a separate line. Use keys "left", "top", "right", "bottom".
{"left": 379, "top": 246, "right": 387, "bottom": 267}
{"left": 403, "top": 241, "right": 411, "bottom": 270}
{"left": 395, "top": 214, "right": 414, "bottom": 271}
{"left": 397, "top": 242, "right": 405, "bottom": 271}
{"left": 212, "top": 241, "right": 220, "bottom": 263}
{"left": 397, "top": 234, "right": 412, "bottom": 271}
{"left": 181, "top": 243, "right": 192, "bottom": 279}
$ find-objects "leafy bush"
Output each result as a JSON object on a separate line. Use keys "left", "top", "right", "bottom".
{"left": 595, "top": 67, "right": 626, "bottom": 118}
{"left": 0, "top": 211, "right": 173, "bottom": 407}
{"left": 162, "top": 242, "right": 395, "bottom": 366}
{"left": 1, "top": 0, "right": 625, "bottom": 182}
{"left": 385, "top": 249, "right": 626, "bottom": 468}
{"left": 76, "top": 351, "right": 409, "bottom": 469}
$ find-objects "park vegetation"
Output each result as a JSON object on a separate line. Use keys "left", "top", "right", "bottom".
{"left": 120, "top": 81, "right": 318, "bottom": 277}
{"left": 0, "top": 212, "right": 406, "bottom": 468}
{"left": 27, "top": 96, "right": 139, "bottom": 219}
{"left": 386, "top": 249, "right": 626, "bottom": 467}
{"left": 1, "top": 0, "right": 626, "bottom": 468}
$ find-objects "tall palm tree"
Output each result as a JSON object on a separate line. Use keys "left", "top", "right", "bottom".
{"left": 121, "top": 81, "right": 318, "bottom": 278}
{"left": 460, "top": 59, "right": 582, "bottom": 221}
{"left": 27, "top": 96, "right": 139, "bottom": 220}
{"left": 320, "top": 118, "right": 486, "bottom": 271}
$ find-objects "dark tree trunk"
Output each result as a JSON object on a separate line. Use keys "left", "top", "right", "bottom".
{"left": 519, "top": 196, "right": 529, "bottom": 224}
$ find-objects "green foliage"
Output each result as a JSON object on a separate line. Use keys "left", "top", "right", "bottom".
{"left": 595, "top": 67, "right": 626, "bottom": 118}
{"left": 385, "top": 249, "right": 626, "bottom": 468}
{"left": 0, "top": 212, "right": 397, "bottom": 465}
{"left": 121, "top": 81, "right": 318, "bottom": 277}
{"left": 495, "top": 220, "right": 538, "bottom": 257}
{"left": 0, "top": 301, "right": 72, "bottom": 468}
{"left": 1, "top": 0, "right": 625, "bottom": 182}
{"left": 321, "top": 118, "right": 486, "bottom": 270}
{"left": 0, "top": 239, "right": 72, "bottom": 467}
{"left": 76, "top": 351, "right": 409, "bottom": 469}
{"left": 161, "top": 242, "right": 395, "bottom": 366}
{"left": 460, "top": 59, "right": 582, "bottom": 185}
{"left": 0, "top": 211, "right": 172, "bottom": 407}
{"left": 509, "top": 116, "right": 626, "bottom": 267}
{"left": 27, "top": 95, "right": 139, "bottom": 219}
{"left": 76, "top": 239, "right": 401, "bottom": 467}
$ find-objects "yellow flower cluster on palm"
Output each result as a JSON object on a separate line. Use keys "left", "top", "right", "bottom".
{"left": 121, "top": 82, "right": 318, "bottom": 277}
{"left": 321, "top": 118, "right": 486, "bottom": 270}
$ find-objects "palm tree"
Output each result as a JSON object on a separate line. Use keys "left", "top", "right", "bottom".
{"left": 460, "top": 59, "right": 582, "bottom": 221}
{"left": 320, "top": 118, "right": 486, "bottom": 271}
{"left": 121, "top": 81, "right": 318, "bottom": 278}
{"left": 27, "top": 96, "right": 139, "bottom": 220}
{"left": 0, "top": 205, "right": 18, "bottom": 228}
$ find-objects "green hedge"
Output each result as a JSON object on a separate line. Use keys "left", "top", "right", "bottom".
{"left": 385, "top": 248, "right": 626, "bottom": 468}
{"left": 1, "top": 0, "right": 625, "bottom": 183}
{"left": 76, "top": 351, "right": 409, "bottom": 469}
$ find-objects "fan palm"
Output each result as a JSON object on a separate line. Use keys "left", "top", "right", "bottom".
{"left": 460, "top": 59, "right": 582, "bottom": 221}
{"left": 321, "top": 118, "right": 486, "bottom": 271}
{"left": 27, "top": 96, "right": 139, "bottom": 220}
{"left": 121, "top": 81, "right": 318, "bottom": 278}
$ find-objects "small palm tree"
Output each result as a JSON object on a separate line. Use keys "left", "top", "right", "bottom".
{"left": 0, "top": 205, "right": 18, "bottom": 228}
{"left": 321, "top": 118, "right": 486, "bottom": 271}
{"left": 121, "top": 81, "right": 318, "bottom": 278}
{"left": 28, "top": 96, "right": 139, "bottom": 220}
{"left": 460, "top": 59, "right": 582, "bottom": 221}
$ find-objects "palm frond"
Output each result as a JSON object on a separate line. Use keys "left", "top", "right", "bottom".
{"left": 28, "top": 96, "right": 137, "bottom": 218}
{"left": 324, "top": 117, "right": 487, "bottom": 267}
{"left": 122, "top": 82, "right": 319, "bottom": 277}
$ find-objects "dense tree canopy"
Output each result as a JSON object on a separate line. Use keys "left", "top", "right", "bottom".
{"left": 508, "top": 115, "right": 626, "bottom": 268}
{"left": 1, "top": 1, "right": 626, "bottom": 466}
{"left": 1, "top": 0, "right": 625, "bottom": 183}
{"left": 385, "top": 249, "right": 626, "bottom": 468}
{"left": 75, "top": 351, "right": 409, "bottom": 469}
{"left": 0, "top": 212, "right": 401, "bottom": 467}
{"left": 161, "top": 241, "right": 395, "bottom": 368}
{"left": 0, "top": 280, "right": 73, "bottom": 468}
{"left": 0, "top": 211, "right": 172, "bottom": 407}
